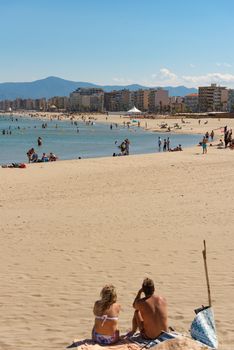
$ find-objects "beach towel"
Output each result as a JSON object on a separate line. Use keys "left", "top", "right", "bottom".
{"left": 129, "top": 331, "right": 179, "bottom": 348}
{"left": 190, "top": 307, "right": 218, "bottom": 349}
{"left": 67, "top": 336, "right": 210, "bottom": 350}
{"left": 67, "top": 338, "right": 139, "bottom": 350}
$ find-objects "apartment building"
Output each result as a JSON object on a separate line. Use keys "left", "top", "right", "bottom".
{"left": 169, "top": 96, "right": 185, "bottom": 113}
{"left": 148, "top": 89, "right": 169, "bottom": 112}
{"left": 70, "top": 88, "right": 104, "bottom": 112}
{"left": 131, "top": 89, "right": 149, "bottom": 111}
{"left": 184, "top": 93, "right": 198, "bottom": 112}
{"left": 48, "top": 96, "right": 69, "bottom": 110}
{"left": 104, "top": 89, "right": 131, "bottom": 111}
{"left": 227, "top": 89, "right": 234, "bottom": 112}
{"left": 0, "top": 100, "right": 12, "bottom": 111}
{"left": 198, "top": 84, "right": 228, "bottom": 112}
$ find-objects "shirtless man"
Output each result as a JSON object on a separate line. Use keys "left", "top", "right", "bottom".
{"left": 130, "top": 278, "right": 168, "bottom": 339}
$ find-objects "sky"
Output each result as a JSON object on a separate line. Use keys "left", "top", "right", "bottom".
{"left": 0, "top": 0, "right": 234, "bottom": 87}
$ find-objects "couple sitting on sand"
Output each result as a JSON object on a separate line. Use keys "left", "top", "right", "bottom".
{"left": 92, "top": 278, "right": 168, "bottom": 345}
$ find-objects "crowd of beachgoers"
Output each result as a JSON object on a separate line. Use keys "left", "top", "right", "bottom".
{"left": 0, "top": 113, "right": 139, "bottom": 164}
{"left": 0, "top": 112, "right": 234, "bottom": 168}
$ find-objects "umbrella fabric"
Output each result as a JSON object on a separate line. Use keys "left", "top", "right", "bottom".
{"left": 190, "top": 306, "right": 218, "bottom": 349}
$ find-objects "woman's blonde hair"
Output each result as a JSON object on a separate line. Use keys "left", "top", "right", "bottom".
{"left": 99, "top": 284, "right": 117, "bottom": 312}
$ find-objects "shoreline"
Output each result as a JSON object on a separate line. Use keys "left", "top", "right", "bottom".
{"left": 0, "top": 112, "right": 206, "bottom": 164}
{"left": 1, "top": 111, "right": 231, "bottom": 163}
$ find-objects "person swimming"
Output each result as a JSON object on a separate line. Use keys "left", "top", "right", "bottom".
{"left": 92, "top": 284, "right": 120, "bottom": 345}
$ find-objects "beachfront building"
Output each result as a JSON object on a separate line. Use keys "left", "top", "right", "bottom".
{"left": 0, "top": 100, "right": 13, "bottom": 111}
{"left": 148, "top": 89, "right": 169, "bottom": 113}
{"left": 227, "top": 89, "right": 234, "bottom": 112}
{"left": 0, "top": 98, "right": 47, "bottom": 111}
{"left": 70, "top": 88, "right": 104, "bottom": 112}
{"left": 184, "top": 93, "right": 199, "bottom": 113}
{"left": 104, "top": 89, "right": 131, "bottom": 111}
{"left": 169, "top": 96, "right": 185, "bottom": 113}
{"left": 34, "top": 98, "right": 47, "bottom": 111}
{"left": 25, "top": 99, "right": 35, "bottom": 110}
{"left": 48, "top": 96, "right": 69, "bottom": 111}
{"left": 130, "top": 89, "right": 149, "bottom": 111}
{"left": 198, "top": 84, "right": 228, "bottom": 112}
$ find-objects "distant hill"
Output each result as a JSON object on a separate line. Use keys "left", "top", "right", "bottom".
{"left": 0, "top": 76, "right": 197, "bottom": 100}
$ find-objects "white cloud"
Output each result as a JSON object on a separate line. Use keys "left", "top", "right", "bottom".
{"left": 159, "top": 68, "right": 178, "bottom": 81}
{"left": 150, "top": 67, "right": 234, "bottom": 87}
{"left": 114, "top": 67, "right": 234, "bottom": 88}
{"left": 215, "top": 62, "right": 232, "bottom": 68}
{"left": 150, "top": 68, "right": 179, "bottom": 86}
{"left": 182, "top": 72, "right": 234, "bottom": 85}
{"left": 189, "top": 63, "right": 196, "bottom": 68}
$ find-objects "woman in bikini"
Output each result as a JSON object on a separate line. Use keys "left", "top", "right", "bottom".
{"left": 92, "top": 284, "right": 121, "bottom": 345}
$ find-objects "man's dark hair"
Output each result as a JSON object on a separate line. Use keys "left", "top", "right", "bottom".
{"left": 142, "top": 278, "right": 155, "bottom": 297}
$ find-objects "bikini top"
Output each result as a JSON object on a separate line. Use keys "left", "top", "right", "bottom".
{"left": 95, "top": 314, "right": 119, "bottom": 326}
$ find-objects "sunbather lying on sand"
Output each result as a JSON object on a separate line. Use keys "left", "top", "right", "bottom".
{"left": 169, "top": 145, "right": 183, "bottom": 152}
{"left": 92, "top": 284, "right": 121, "bottom": 345}
{"left": 129, "top": 278, "right": 168, "bottom": 340}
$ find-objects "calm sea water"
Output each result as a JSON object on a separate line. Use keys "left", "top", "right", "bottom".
{"left": 0, "top": 115, "right": 201, "bottom": 163}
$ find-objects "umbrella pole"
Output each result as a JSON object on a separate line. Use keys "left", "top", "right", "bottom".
{"left": 202, "top": 240, "right": 212, "bottom": 307}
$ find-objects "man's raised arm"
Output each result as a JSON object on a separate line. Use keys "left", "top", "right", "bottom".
{"left": 133, "top": 288, "right": 143, "bottom": 309}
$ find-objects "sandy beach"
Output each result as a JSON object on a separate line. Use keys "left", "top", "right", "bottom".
{"left": 0, "top": 115, "right": 234, "bottom": 350}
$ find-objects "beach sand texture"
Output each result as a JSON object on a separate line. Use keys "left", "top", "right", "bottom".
{"left": 0, "top": 117, "right": 234, "bottom": 350}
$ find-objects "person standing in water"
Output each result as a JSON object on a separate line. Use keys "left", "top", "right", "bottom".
{"left": 158, "top": 137, "right": 162, "bottom": 152}
{"left": 166, "top": 137, "right": 170, "bottom": 151}
{"left": 37, "top": 137, "right": 42, "bottom": 146}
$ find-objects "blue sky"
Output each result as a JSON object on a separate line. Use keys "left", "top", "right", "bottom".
{"left": 0, "top": 0, "right": 234, "bottom": 87}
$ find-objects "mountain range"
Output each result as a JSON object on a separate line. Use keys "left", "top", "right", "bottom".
{"left": 0, "top": 76, "right": 197, "bottom": 100}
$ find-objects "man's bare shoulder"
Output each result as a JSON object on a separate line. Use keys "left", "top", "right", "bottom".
{"left": 153, "top": 295, "right": 167, "bottom": 306}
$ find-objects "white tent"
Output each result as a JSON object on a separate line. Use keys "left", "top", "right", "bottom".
{"left": 127, "top": 106, "right": 141, "bottom": 114}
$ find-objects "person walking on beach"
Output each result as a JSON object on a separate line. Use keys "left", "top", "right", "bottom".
{"left": 224, "top": 129, "right": 229, "bottom": 148}
{"left": 166, "top": 137, "right": 170, "bottom": 151}
{"left": 92, "top": 284, "right": 120, "bottom": 345}
{"left": 210, "top": 130, "right": 214, "bottom": 141}
{"left": 158, "top": 137, "right": 162, "bottom": 151}
{"left": 202, "top": 136, "right": 207, "bottom": 154}
{"left": 129, "top": 278, "right": 168, "bottom": 339}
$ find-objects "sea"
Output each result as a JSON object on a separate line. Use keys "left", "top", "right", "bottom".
{"left": 0, "top": 115, "right": 202, "bottom": 164}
